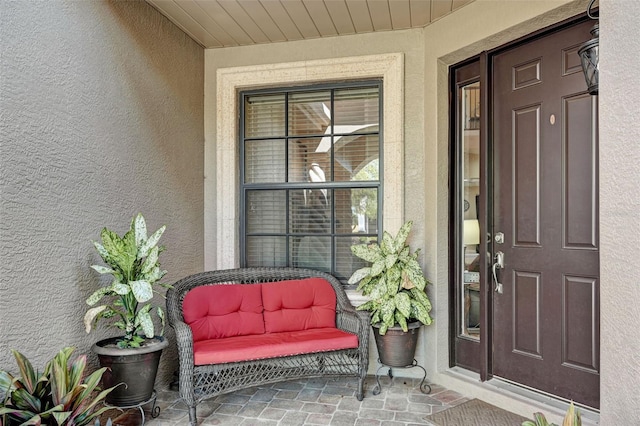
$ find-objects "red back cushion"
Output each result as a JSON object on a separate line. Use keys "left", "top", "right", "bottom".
{"left": 262, "top": 278, "right": 336, "bottom": 333}
{"left": 182, "top": 284, "right": 264, "bottom": 341}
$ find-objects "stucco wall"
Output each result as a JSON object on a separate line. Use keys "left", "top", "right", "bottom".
{"left": 0, "top": 0, "right": 204, "bottom": 387}
{"left": 204, "top": 28, "right": 426, "bottom": 373}
{"left": 204, "top": 28, "right": 426, "bottom": 271}
{"left": 599, "top": 0, "right": 640, "bottom": 423}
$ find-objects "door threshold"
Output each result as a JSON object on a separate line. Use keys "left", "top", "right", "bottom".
{"left": 439, "top": 367, "right": 600, "bottom": 425}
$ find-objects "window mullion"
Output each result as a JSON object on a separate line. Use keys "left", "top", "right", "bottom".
{"left": 240, "top": 81, "right": 382, "bottom": 281}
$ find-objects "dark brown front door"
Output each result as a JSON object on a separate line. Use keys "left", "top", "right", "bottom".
{"left": 491, "top": 20, "right": 599, "bottom": 408}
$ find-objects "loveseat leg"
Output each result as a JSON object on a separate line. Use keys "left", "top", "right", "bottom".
{"left": 189, "top": 406, "right": 197, "bottom": 425}
{"left": 357, "top": 378, "right": 364, "bottom": 401}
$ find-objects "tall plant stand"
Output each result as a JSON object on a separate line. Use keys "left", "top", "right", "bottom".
{"left": 372, "top": 359, "right": 432, "bottom": 395}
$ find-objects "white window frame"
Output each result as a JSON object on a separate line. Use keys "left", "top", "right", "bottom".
{"left": 206, "top": 53, "right": 404, "bottom": 272}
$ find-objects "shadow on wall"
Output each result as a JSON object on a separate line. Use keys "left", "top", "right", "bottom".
{"left": 106, "top": 0, "right": 205, "bottom": 186}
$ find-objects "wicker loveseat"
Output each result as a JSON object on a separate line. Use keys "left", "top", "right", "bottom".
{"left": 166, "top": 267, "right": 370, "bottom": 425}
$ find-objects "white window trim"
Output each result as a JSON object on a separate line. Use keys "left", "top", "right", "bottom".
{"left": 206, "top": 53, "right": 404, "bottom": 270}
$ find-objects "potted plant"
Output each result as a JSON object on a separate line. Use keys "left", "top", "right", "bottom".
{"left": 0, "top": 347, "right": 116, "bottom": 425}
{"left": 83, "top": 213, "right": 170, "bottom": 406}
{"left": 522, "top": 402, "right": 582, "bottom": 426}
{"left": 348, "top": 220, "right": 433, "bottom": 367}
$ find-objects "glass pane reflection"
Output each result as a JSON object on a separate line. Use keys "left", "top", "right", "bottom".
{"left": 460, "top": 81, "right": 481, "bottom": 340}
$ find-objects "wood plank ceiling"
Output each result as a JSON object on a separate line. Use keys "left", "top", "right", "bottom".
{"left": 146, "top": 0, "right": 475, "bottom": 48}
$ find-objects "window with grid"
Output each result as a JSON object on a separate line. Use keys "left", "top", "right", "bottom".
{"left": 240, "top": 81, "right": 382, "bottom": 283}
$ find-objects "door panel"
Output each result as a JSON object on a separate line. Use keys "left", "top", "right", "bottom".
{"left": 564, "top": 93, "right": 598, "bottom": 249}
{"left": 513, "top": 104, "right": 541, "bottom": 247}
{"left": 492, "top": 20, "right": 599, "bottom": 408}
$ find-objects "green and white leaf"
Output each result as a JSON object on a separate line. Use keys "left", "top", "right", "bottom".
{"left": 133, "top": 213, "right": 148, "bottom": 246}
{"left": 386, "top": 273, "right": 400, "bottom": 297}
{"left": 92, "top": 241, "right": 110, "bottom": 262}
{"left": 350, "top": 243, "right": 382, "bottom": 263}
{"left": 380, "top": 299, "right": 395, "bottom": 326}
{"left": 141, "top": 246, "right": 159, "bottom": 275}
{"left": 348, "top": 267, "right": 371, "bottom": 285}
{"left": 410, "top": 287, "right": 432, "bottom": 312}
{"left": 110, "top": 280, "right": 130, "bottom": 295}
{"left": 83, "top": 306, "right": 107, "bottom": 333}
{"left": 394, "top": 311, "right": 408, "bottom": 332}
{"left": 144, "top": 266, "right": 165, "bottom": 283}
{"left": 370, "top": 259, "right": 386, "bottom": 276}
{"left": 380, "top": 231, "right": 394, "bottom": 255}
{"left": 157, "top": 307, "right": 166, "bottom": 335}
{"left": 356, "top": 275, "right": 373, "bottom": 293}
{"left": 130, "top": 280, "right": 153, "bottom": 303}
{"left": 139, "top": 225, "right": 166, "bottom": 259}
{"left": 394, "top": 220, "right": 412, "bottom": 252}
{"left": 385, "top": 266, "right": 401, "bottom": 289}
{"left": 113, "top": 320, "right": 126, "bottom": 330}
{"left": 398, "top": 246, "right": 410, "bottom": 262}
{"left": 100, "top": 308, "right": 117, "bottom": 319}
{"left": 385, "top": 253, "right": 398, "bottom": 269}
{"left": 394, "top": 292, "right": 411, "bottom": 318}
{"left": 378, "top": 322, "right": 389, "bottom": 335}
{"left": 403, "top": 259, "right": 426, "bottom": 290}
{"left": 137, "top": 309, "right": 154, "bottom": 338}
{"left": 100, "top": 228, "right": 137, "bottom": 276}
{"left": 369, "top": 277, "right": 387, "bottom": 300}
{"left": 90, "top": 265, "right": 115, "bottom": 275}
{"left": 356, "top": 300, "right": 376, "bottom": 312}
{"left": 86, "top": 287, "right": 111, "bottom": 306}
{"left": 411, "top": 300, "right": 433, "bottom": 325}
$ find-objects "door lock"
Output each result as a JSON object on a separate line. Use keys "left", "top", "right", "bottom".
{"left": 495, "top": 232, "right": 505, "bottom": 244}
{"left": 492, "top": 251, "right": 505, "bottom": 294}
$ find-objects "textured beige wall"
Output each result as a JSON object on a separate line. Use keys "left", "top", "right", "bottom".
{"left": 204, "top": 28, "right": 426, "bottom": 276}
{"left": 203, "top": 0, "right": 598, "bottom": 389}
{"left": 0, "top": 0, "right": 204, "bottom": 386}
{"left": 599, "top": 0, "right": 640, "bottom": 423}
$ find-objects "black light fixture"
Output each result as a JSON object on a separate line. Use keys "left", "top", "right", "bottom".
{"left": 578, "top": 0, "right": 599, "bottom": 95}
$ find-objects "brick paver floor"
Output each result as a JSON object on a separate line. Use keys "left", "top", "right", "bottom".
{"left": 104, "top": 375, "right": 468, "bottom": 425}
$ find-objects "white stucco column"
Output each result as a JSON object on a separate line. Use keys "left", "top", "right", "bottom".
{"left": 599, "top": 1, "right": 640, "bottom": 424}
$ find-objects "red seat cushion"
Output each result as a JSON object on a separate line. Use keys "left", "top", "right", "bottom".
{"left": 262, "top": 278, "right": 336, "bottom": 333}
{"left": 193, "top": 328, "right": 358, "bottom": 365}
{"left": 183, "top": 284, "right": 264, "bottom": 341}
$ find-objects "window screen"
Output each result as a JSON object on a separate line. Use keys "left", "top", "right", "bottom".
{"left": 240, "top": 82, "right": 382, "bottom": 283}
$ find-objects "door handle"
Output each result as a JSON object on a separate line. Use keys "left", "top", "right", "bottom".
{"left": 492, "top": 251, "right": 504, "bottom": 294}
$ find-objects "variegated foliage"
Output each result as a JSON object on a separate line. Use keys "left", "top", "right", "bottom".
{"left": 348, "top": 221, "right": 433, "bottom": 335}
{"left": 522, "top": 402, "right": 582, "bottom": 426}
{"left": 84, "top": 213, "right": 170, "bottom": 348}
{"left": 0, "top": 347, "right": 116, "bottom": 425}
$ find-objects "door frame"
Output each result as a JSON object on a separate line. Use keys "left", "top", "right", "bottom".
{"left": 449, "top": 11, "right": 595, "bottom": 384}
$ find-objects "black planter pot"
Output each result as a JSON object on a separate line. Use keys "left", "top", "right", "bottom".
{"left": 372, "top": 321, "right": 421, "bottom": 367}
{"left": 92, "top": 336, "right": 168, "bottom": 406}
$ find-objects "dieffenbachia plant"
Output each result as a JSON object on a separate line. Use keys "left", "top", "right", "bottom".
{"left": 84, "top": 213, "right": 170, "bottom": 348}
{"left": 348, "top": 220, "right": 433, "bottom": 335}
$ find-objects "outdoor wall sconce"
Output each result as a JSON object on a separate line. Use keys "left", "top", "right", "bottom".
{"left": 578, "top": 0, "right": 599, "bottom": 95}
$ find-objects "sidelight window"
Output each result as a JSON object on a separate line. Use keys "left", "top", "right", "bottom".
{"left": 451, "top": 58, "right": 483, "bottom": 373}
{"left": 460, "top": 80, "right": 481, "bottom": 340}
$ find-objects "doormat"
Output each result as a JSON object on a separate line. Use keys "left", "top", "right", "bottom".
{"left": 425, "top": 399, "right": 528, "bottom": 426}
